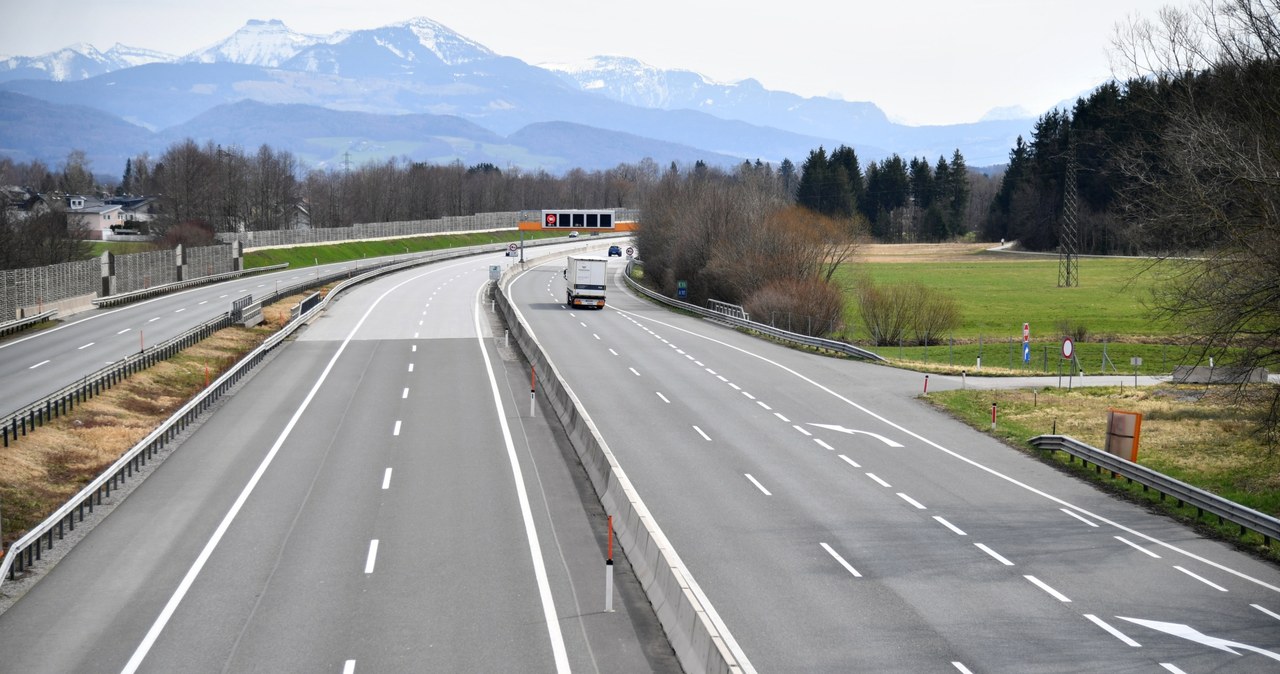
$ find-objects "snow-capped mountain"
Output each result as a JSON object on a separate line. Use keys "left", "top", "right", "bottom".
{"left": 281, "top": 17, "right": 498, "bottom": 77}
{"left": 0, "top": 43, "right": 173, "bottom": 83}
{"left": 182, "top": 19, "right": 328, "bottom": 67}
{"left": 542, "top": 56, "right": 724, "bottom": 110}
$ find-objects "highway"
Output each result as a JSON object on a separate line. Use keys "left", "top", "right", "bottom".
{"left": 506, "top": 252, "right": 1280, "bottom": 673}
{"left": 0, "top": 244, "right": 672, "bottom": 672}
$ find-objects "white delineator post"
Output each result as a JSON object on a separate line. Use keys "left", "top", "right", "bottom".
{"left": 605, "top": 515, "right": 615, "bottom": 612}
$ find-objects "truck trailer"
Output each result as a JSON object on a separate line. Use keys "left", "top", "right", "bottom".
{"left": 564, "top": 256, "right": 608, "bottom": 309}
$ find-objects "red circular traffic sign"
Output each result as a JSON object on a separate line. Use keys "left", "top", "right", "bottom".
{"left": 545, "top": 213, "right": 557, "bottom": 225}
{"left": 1062, "top": 338, "right": 1074, "bottom": 359}
{"left": 626, "top": 247, "right": 634, "bottom": 256}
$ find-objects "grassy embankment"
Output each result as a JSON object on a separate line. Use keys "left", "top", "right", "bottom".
{"left": 839, "top": 245, "right": 1277, "bottom": 558}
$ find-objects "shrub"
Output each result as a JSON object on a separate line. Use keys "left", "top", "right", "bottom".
{"left": 744, "top": 277, "right": 845, "bottom": 337}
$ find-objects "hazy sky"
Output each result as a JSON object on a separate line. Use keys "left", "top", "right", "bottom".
{"left": 1, "top": 0, "right": 1177, "bottom": 126}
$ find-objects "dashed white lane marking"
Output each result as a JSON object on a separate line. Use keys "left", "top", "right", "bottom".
{"left": 934, "top": 516, "right": 967, "bottom": 536}
{"left": 745, "top": 474, "right": 772, "bottom": 496}
{"left": 694, "top": 361, "right": 704, "bottom": 367}
{"left": 393, "top": 421, "right": 401, "bottom": 436}
{"left": 773, "top": 412, "right": 790, "bottom": 423}
{"left": 402, "top": 388, "right": 409, "bottom": 399}
{"left": 1025, "top": 575, "right": 1071, "bottom": 602}
{"left": 1061, "top": 508, "right": 1099, "bottom": 527}
{"left": 952, "top": 662, "right": 975, "bottom": 674}
{"left": 78, "top": 342, "right": 94, "bottom": 349}
{"left": 414, "top": 333, "right": 419, "bottom": 339}
{"left": 742, "top": 392, "right": 756, "bottom": 400}
{"left": 198, "top": 300, "right": 207, "bottom": 305}
{"left": 1254, "top": 604, "right": 1280, "bottom": 621}
{"left": 838, "top": 455, "right": 860, "bottom": 469}
{"left": 382, "top": 468, "right": 392, "bottom": 490}
{"left": 219, "top": 294, "right": 228, "bottom": 299}
{"left": 820, "top": 542, "right": 862, "bottom": 578}
{"left": 174, "top": 308, "right": 185, "bottom": 313}
{"left": 593, "top": 334, "right": 601, "bottom": 340}
{"left": 609, "top": 348, "right": 618, "bottom": 355}
{"left": 814, "top": 439, "right": 834, "bottom": 451}
{"left": 1084, "top": 614, "right": 1141, "bottom": 647}
{"left": 976, "top": 543, "right": 1014, "bottom": 566}
{"left": 1159, "top": 664, "right": 1188, "bottom": 674}
{"left": 1174, "top": 565, "right": 1228, "bottom": 591}
{"left": 756, "top": 401, "right": 772, "bottom": 411}
{"left": 792, "top": 425, "right": 811, "bottom": 436}
{"left": 693, "top": 426, "right": 712, "bottom": 441}
{"left": 716, "top": 375, "right": 728, "bottom": 382}
{"left": 364, "top": 540, "right": 379, "bottom": 574}
{"left": 580, "top": 322, "right": 587, "bottom": 328}
{"left": 407, "top": 364, "right": 414, "bottom": 372}
{"left": 1115, "top": 536, "right": 1161, "bottom": 558}
{"left": 343, "top": 659, "right": 356, "bottom": 674}
{"left": 29, "top": 360, "right": 50, "bottom": 369}
{"left": 117, "top": 328, "right": 131, "bottom": 334}
{"left": 148, "top": 317, "right": 160, "bottom": 323}
{"left": 629, "top": 367, "right": 641, "bottom": 376}
{"left": 656, "top": 392, "right": 671, "bottom": 403}
{"left": 897, "top": 493, "right": 927, "bottom": 510}
{"left": 705, "top": 368, "right": 717, "bottom": 375}
{"left": 866, "top": 473, "right": 891, "bottom": 488}
{"left": 411, "top": 345, "right": 417, "bottom": 352}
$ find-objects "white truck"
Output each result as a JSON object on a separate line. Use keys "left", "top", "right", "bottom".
{"left": 564, "top": 256, "right": 608, "bottom": 309}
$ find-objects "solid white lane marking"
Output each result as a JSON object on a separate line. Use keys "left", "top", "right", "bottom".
{"left": 952, "top": 663, "right": 974, "bottom": 674}
{"left": 629, "top": 367, "right": 640, "bottom": 376}
{"left": 402, "top": 388, "right": 409, "bottom": 399}
{"left": 78, "top": 342, "right": 94, "bottom": 349}
{"left": 344, "top": 660, "right": 356, "bottom": 674}
{"left": 934, "top": 516, "right": 967, "bottom": 536}
{"left": 814, "top": 439, "right": 834, "bottom": 451}
{"left": 471, "top": 285, "right": 570, "bottom": 672}
{"left": 820, "top": 542, "right": 862, "bottom": 578}
{"left": 693, "top": 426, "right": 712, "bottom": 441}
{"left": 117, "top": 328, "right": 131, "bottom": 334}
{"left": 29, "top": 360, "right": 50, "bottom": 369}
{"left": 838, "top": 454, "right": 861, "bottom": 469}
{"left": 656, "top": 392, "right": 670, "bottom": 403}
{"left": 1159, "top": 664, "right": 1188, "bottom": 674}
{"left": 1085, "top": 614, "right": 1140, "bottom": 647}
{"left": 756, "top": 401, "right": 772, "bottom": 411}
{"left": 793, "top": 425, "right": 811, "bottom": 436}
{"left": 976, "top": 543, "right": 1014, "bottom": 566}
{"left": 773, "top": 412, "right": 790, "bottom": 422}
{"left": 745, "top": 474, "right": 772, "bottom": 496}
{"left": 382, "top": 468, "right": 392, "bottom": 490}
{"left": 1254, "top": 604, "right": 1280, "bottom": 621}
{"left": 866, "top": 473, "right": 891, "bottom": 488}
{"left": 608, "top": 348, "right": 618, "bottom": 356}
{"left": 1061, "top": 508, "right": 1099, "bottom": 527}
{"left": 1174, "top": 566, "right": 1228, "bottom": 591}
{"left": 365, "top": 540, "right": 379, "bottom": 574}
{"left": 897, "top": 493, "right": 927, "bottom": 510}
{"left": 1115, "top": 536, "right": 1161, "bottom": 558}
{"left": 121, "top": 265, "right": 448, "bottom": 674}
{"left": 408, "top": 363, "right": 414, "bottom": 372}
{"left": 1025, "top": 575, "right": 1071, "bottom": 602}
{"left": 742, "top": 392, "right": 755, "bottom": 400}
{"left": 393, "top": 420, "right": 401, "bottom": 436}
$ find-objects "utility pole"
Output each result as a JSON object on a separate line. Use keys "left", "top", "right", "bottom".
{"left": 1058, "top": 137, "right": 1080, "bottom": 288}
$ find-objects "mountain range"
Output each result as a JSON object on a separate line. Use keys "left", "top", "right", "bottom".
{"left": 0, "top": 18, "right": 1039, "bottom": 177}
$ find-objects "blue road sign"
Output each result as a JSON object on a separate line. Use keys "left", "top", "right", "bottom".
{"left": 1023, "top": 341, "right": 1031, "bottom": 363}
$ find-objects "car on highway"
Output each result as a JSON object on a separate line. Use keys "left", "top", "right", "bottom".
{"left": 569, "top": 231, "right": 579, "bottom": 238}
{"left": 608, "top": 245, "right": 622, "bottom": 257}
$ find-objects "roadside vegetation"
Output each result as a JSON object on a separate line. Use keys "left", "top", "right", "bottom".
{"left": 242, "top": 229, "right": 564, "bottom": 269}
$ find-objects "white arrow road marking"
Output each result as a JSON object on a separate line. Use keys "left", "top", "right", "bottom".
{"left": 1119, "top": 617, "right": 1280, "bottom": 661}
{"left": 808, "top": 424, "right": 904, "bottom": 447}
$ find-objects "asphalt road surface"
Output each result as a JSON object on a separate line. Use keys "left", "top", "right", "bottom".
{"left": 506, "top": 253, "right": 1280, "bottom": 673}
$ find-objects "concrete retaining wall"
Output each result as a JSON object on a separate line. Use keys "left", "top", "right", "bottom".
{"left": 496, "top": 259, "right": 745, "bottom": 674}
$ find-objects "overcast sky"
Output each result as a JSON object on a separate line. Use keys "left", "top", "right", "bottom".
{"left": 2, "top": 0, "right": 1177, "bottom": 126}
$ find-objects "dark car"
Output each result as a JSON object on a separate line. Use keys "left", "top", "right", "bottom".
{"left": 608, "top": 245, "right": 622, "bottom": 257}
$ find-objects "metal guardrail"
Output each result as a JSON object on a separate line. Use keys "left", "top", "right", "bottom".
{"left": 1029, "top": 434, "right": 1280, "bottom": 544}
{"left": 0, "top": 310, "right": 57, "bottom": 339}
{"left": 622, "top": 260, "right": 885, "bottom": 362}
{"left": 92, "top": 263, "right": 291, "bottom": 308}
{"left": 0, "top": 235, "right": 576, "bottom": 584}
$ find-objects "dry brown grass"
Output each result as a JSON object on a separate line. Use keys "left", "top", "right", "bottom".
{"left": 855, "top": 242, "right": 1001, "bottom": 263}
{"left": 0, "top": 289, "right": 323, "bottom": 550}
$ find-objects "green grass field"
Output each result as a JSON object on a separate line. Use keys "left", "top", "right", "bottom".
{"left": 243, "top": 230, "right": 565, "bottom": 269}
